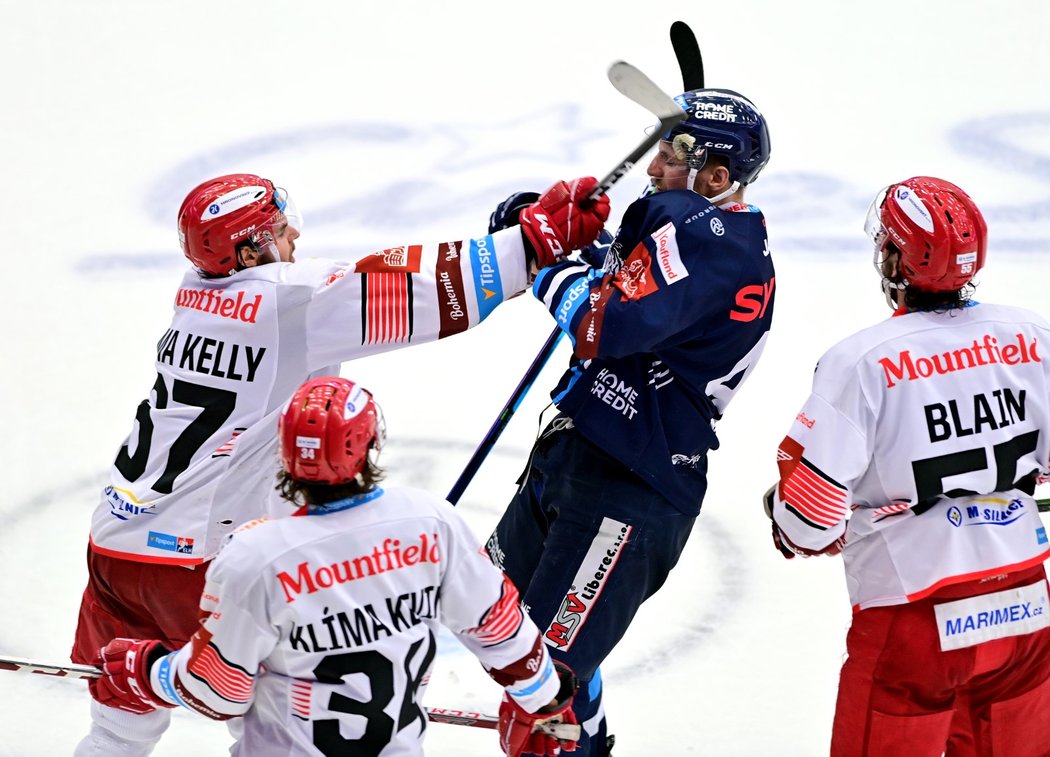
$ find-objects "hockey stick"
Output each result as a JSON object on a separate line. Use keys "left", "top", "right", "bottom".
{"left": 446, "top": 326, "right": 563, "bottom": 504}
{"left": 670, "top": 21, "right": 705, "bottom": 90}
{"left": 1039, "top": 498, "right": 1050, "bottom": 513}
{"left": 446, "top": 62, "right": 686, "bottom": 505}
{"left": 0, "top": 655, "right": 579, "bottom": 738}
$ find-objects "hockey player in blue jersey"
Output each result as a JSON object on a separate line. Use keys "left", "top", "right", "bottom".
{"left": 485, "top": 89, "right": 774, "bottom": 756}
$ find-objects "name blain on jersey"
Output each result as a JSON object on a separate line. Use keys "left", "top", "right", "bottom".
{"left": 924, "top": 387, "right": 1027, "bottom": 443}
{"left": 288, "top": 585, "right": 439, "bottom": 653}
{"left": 156, "top": 329, "right": 267, "bottom": 383}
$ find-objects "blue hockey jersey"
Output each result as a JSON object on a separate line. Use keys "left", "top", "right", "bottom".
{"left": 532, "top": 189, "right": 775, "bottom": 514}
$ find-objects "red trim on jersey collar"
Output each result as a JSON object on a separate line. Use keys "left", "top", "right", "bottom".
{"left": 718, "top": 201, "right": 758, "bottom": 213}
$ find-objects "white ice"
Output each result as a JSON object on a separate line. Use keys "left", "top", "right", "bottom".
{"left": 2, "top": 1, "right": 1049, "bottom": 754}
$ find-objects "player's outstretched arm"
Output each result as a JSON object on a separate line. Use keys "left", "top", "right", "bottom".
{"left": 519, "top": 177, "right": 610, "bottom": 269}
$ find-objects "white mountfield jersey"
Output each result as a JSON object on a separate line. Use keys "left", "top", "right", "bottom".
{"left": 91, "top": 232, "right": 529, "bottom": 563}
{"left": 771, "top": 302, "right": 1050, "bottom": 610}
{"left": 150, "top": 487, "right": 560, "bottom": 756}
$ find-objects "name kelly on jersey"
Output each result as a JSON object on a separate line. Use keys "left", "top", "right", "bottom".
{"left": 156, "top": 329, "right": 267, "bottom": 383}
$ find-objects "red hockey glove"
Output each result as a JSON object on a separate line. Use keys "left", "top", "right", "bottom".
{"left": 764, "top": 485, "right": 845, "bottom": 559}
{"left": 499, "top": 660, "right": 580, "bottom": 756}
{"left": 519, "top": 177, "right": 611, "bottom": 268}
{"left": 89, "top": 638, "right": 175, "bottom": 714}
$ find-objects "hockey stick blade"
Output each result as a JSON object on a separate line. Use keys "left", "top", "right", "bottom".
{"left": 0, "top": 656, "right": 526, "bottom": 732}
{"left": 590, "top": 61, "right": 686, "bottom": 200}
{"left": 607, "top": 60, "right": 683, "bottom": 120}
{"left": 670, "top": 21, "right": 704, "bottom": 90}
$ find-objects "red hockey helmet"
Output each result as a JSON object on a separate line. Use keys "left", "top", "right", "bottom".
{"left": 864, "top": 176, "right": 987, "bottom": 294}
{"left": 279, "top": 377, "right": 385, "bottom": 485}
{"left": 177, "top": 173, "right": 301, "bottom": 276}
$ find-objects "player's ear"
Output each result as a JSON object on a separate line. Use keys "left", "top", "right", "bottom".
{"left": 236, "top": 242, "right": 261, "bottom": 269}
{"left": 710, "top": 164, "right": 732, "bottom": 194}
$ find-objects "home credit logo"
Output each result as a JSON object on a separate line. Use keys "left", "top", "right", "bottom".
{"left": 544, "top": 518, "right": 630, "bottom": 650}
{"left": 878, "top": 332, "right": 1041, "bottom": 388}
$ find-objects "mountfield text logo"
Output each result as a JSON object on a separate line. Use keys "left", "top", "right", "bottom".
{"left": 878, "top": 333, "right": 1040, "bottom": 388}
{"left": 175, "top": 289, "right": 263, "bottom": 323}
{"left": 276, "top": 534, "right": 440, "bottom": 603}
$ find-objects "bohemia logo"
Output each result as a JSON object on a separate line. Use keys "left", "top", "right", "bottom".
{"left": 878, "top": 333, "right": 1040, "bottom": 388}
{"left": 175, "top": 289, "right": 262, "bottom": 323}
{"left": 276, "top": 534, "right": 440, "bottom": 603}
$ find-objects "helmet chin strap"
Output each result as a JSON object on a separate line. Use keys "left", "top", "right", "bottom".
{"left": 881, "top": 278, "right": 906, "bottom": 310}
{"left": 700, "top": 180, "right": 741, "bottom": 204}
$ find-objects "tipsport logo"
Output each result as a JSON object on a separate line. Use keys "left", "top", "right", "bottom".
{"left": 147, "top": 530, "right": 195, "bottom": 554}
{"left": 469, "top": 236, "right": 503, "bottom": 321}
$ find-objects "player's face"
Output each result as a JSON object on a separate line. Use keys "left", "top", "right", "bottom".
{"left": 648, "top": 141, "right": 690, "bottom": 191}
{"left": 272, "top": 217, "right": 300, "bottom": 263}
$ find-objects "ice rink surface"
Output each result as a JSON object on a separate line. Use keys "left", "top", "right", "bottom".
{"left": 2, "top": 0, "right": 1049, "bottom": 754}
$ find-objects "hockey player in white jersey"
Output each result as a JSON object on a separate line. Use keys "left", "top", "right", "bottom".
{"left": 88, "top": 376, "right": 581, "bottom": 756}
{"left": 71, "top": 173, "right": 608, "bottom": 755}
{"left": 766, "top": 176, "right": 1050, "bottom": 756}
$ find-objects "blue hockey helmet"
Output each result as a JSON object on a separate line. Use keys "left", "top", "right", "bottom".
{"left": 663, "top": 89, "right": 771, "bottom": 186}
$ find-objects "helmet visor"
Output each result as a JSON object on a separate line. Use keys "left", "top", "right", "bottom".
{"left": 247, "top": 187, "right": 302, "bottom": 261}
{"left": 274, "top": 187, "right": 303, "bottom": 233}
{"left": 863, "top": 186, "right": 890, "bottom": 249}
{"left": 864, "top": 185, "right": 893, "bottom": 274}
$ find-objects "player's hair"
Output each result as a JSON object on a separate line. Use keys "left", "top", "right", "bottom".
{"left": 902, "top": 281, "right": 975, "bottom": 312}
{"left": 275, "top": 459, "right": 385, "bottom": 509}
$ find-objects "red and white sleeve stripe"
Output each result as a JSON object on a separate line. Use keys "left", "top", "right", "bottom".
{"left": 782, "top": 457, "right": 850, "bottom": 530}
{"left": 463, "top": 574, "right": 524, "bottom": 647}
{"left": 187, "top": 642, "right": 255, "bottom": 704}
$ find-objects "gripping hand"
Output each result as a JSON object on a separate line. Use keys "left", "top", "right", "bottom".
{"left": 90, "top": 638, "right": 174, "bottom": 714}
{"left": 519, "top": 177, "right": 611, "bottom": 268}
{"left": 499, "top": 660, "right": 580, "bottom": 756}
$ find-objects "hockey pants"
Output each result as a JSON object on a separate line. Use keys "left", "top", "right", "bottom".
{"left": 71, "top": 546, "right": 210, "bottom": 755}
{"left": 488, "top": 420, "right": 698, "bottom": 756}
{"left": 831, "top": 563, "right": 1050, "bottom": 757}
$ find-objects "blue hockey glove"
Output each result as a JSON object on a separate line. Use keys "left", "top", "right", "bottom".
{"left": 579, "top": 228, "right": 614, "bottom": 269}
{"left": 488, "top": 191, "right": 540, "bottom": 234}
